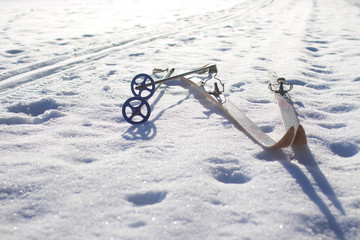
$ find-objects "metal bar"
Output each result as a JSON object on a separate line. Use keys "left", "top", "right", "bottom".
{"left": 155, "top": 68, "right": 175, "bottom": 91}
{"left": 163, "top": 68, "right": 175, "bottom": 82}
{"left": 135, "top": 64, "right": 217, "bottom": 90}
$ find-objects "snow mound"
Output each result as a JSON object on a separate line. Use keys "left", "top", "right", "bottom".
{"left": 0, "top": 98, "right": 64, "bottom": 125}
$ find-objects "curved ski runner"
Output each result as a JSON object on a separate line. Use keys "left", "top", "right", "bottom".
{"left": 268, "top": 72, "right": 307, "bottom": 145}
{"left": 181, "top": 76, "right": 295, "bottom": 149}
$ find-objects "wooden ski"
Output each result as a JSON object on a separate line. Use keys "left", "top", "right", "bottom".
{"left": 181, "top": 76, "right": 295, "bottom": 149}
{"left": 268, "top": 72, "right": 307, "bottom": 145}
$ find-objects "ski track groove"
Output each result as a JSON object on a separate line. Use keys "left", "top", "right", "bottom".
{"left": 0, "top": 0, "right": 274, "bottom": 95}
{"left": 1, "top": 1, "right": 360, "bottom": 240}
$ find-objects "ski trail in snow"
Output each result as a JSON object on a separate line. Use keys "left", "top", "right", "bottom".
{"left": 0, "top": 0, "right": 274, "bottom": 94}
{"left": 296, "top": 0, "right": 360, "bottom": 159}
{"left": 1, "top": 0, "right": 360, "bottom": 239}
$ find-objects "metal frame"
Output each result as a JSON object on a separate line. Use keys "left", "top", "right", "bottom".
{"left": 135, "top": 64, "right": 217, "bottom": 90}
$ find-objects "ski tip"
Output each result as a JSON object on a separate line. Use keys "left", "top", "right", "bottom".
{"left": 292, "top": 125, "right": 307, "bottom": 145}
{"left": 268, "top": 126, "right": 295, "bottom": 149}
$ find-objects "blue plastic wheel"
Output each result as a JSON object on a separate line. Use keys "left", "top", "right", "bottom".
{"left": 122, "top": 97, "right": 151, "bottom": 124}
{"left": 131, "top": 73, "right": 155, "bottom": 99}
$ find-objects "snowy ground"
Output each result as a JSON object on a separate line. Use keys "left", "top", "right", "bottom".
{"left": 1, "top": 0, "right": 360, "bottom": 239}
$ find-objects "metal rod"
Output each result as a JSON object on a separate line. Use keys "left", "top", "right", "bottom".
{"left": 136, "top": 64, "right": 217, "bottom": 90}
{"left": 155, "top": 68, "right": 175, "bottom": 91}
{"left": 164, "top": 68, "right": 175, "bottom": 80}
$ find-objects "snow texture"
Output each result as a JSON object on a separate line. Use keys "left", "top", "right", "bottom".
{"left": 1, "top": 0, "right": 360, "bottom": 239}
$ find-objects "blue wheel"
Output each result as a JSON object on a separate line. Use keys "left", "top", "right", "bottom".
{"left": 122, "top": 97, "right": 151, "bottom": 124}
{"left": 131, "top": 73, "right": 155, "bottom": 99}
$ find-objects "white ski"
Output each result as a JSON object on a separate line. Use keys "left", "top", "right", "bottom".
{"left": 268, "top": 72, "right": 307, "bottom": 145}
{"left": 181, "top": 76, "right": 295, "bottom": 149}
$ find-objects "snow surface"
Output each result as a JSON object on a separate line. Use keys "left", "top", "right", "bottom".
{"left": 1, "top": 0, "right": 360, "bottom": 239}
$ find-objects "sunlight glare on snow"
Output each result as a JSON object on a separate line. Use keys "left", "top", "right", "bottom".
{"left": 1, "top": 0, "right": 360, "bottom": 239}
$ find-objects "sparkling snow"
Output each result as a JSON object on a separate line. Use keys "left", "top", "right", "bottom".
{"left": 1, "top": 0, "right": 360, "bottom": 239}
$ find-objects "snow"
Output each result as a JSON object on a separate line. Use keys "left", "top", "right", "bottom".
{"left": 1, "top": 0, "right": 360, "bottom": 239}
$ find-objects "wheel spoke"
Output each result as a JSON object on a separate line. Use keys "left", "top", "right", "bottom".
{"left": 128, "top": 104, "right": 135, "bottom": 111}
{"left": 140, "top": 76, "right": 148, "bottom": 85}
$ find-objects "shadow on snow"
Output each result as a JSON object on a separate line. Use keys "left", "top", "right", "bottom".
{"left": 121, "top": 75, "right": 346, "bottom": 239}
{"left": 264, "top": 145, "right": 346, "bottom": 240}
{"left": 122, "top": 82, "right": 190, "bottom": 141}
